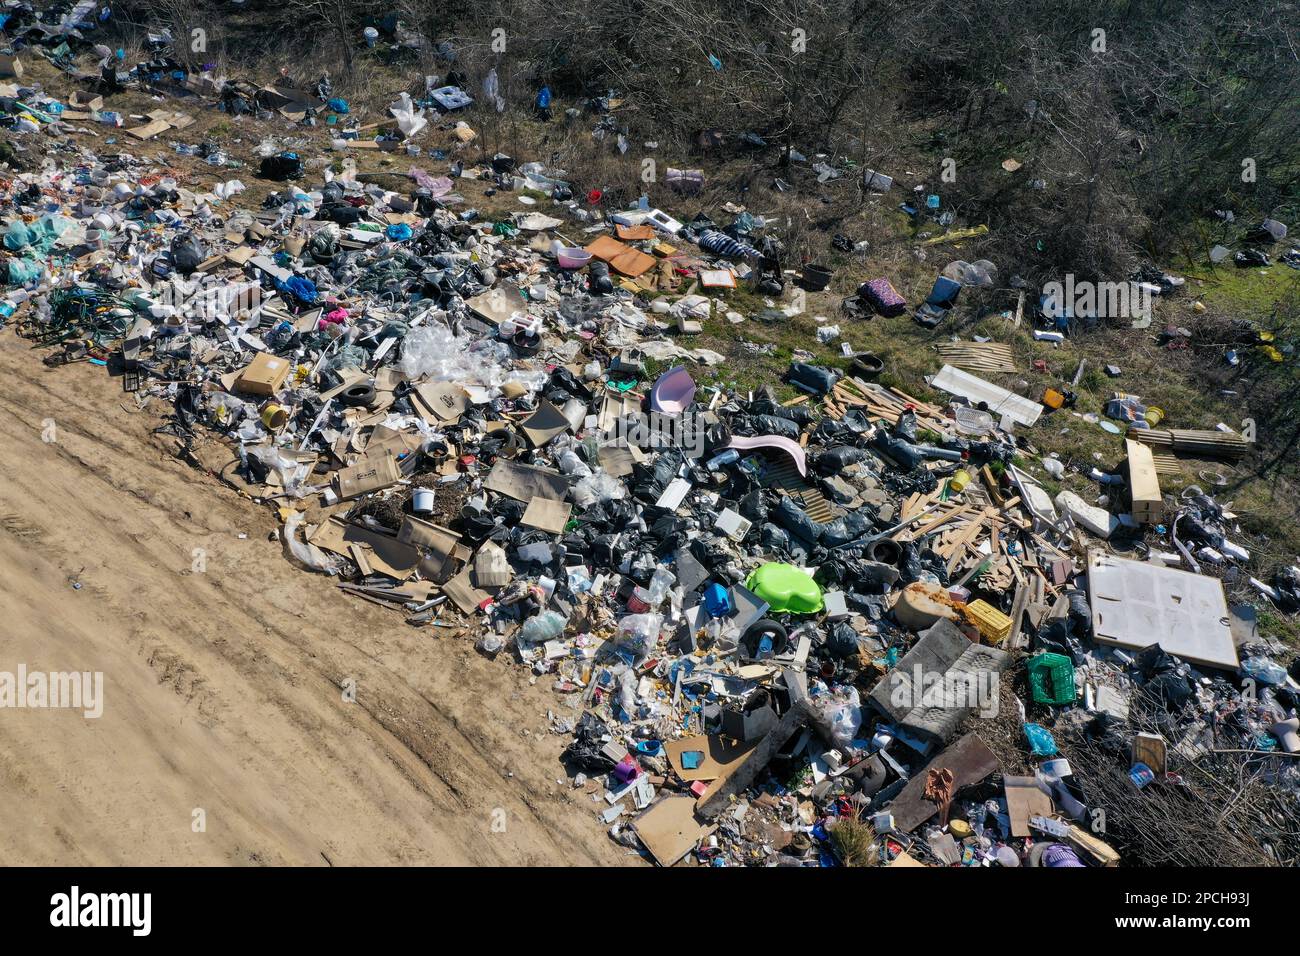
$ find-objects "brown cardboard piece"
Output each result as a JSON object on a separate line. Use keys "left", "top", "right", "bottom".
{"left": 888, "top": 733, "right": 1000, "bottom": 832}
{"left": 585, "top": 235, "right": 656, "bottom": 277}
{"left": 596, "top": 444, "right": 636, "bottom": 478}
{"left": 520, "top": 399, "right": 572, "bottom": 447}
{"left": 334, "top": 451, "right": 401, "bottom": 500}
{"left": 521, "top": 497, "right": 572, "bottom": 535}
{"left": 464, "top": 285, "right": 528, "bottom": 325}
{"left": 309, "top": 518, "right": 420, "bottom": 580}
{"left": 442, "top": 566, "right": 488, "bottom": 613}
{"left": 1003, "top": 775, "right": 1054, "bottom": 837}
{"left": 1132, "top": 732, "right": 1167, "bottom": 774}
{"left": 632, "top": 796, "right": 711, "bottom": 867}
{"left": 397, "top": 515, "right": 460, "bottom": 563}
{"left": 472, "top": 542, "right": 512, "bottom": 588}
{"left": 413, "top": 381, "right": 469, "bottom": 422}
{"left": 665, "top": 735, "right": 758, "bottom": 782}
{"left": 484, "top": 459, "right": 569, "bottom": 502}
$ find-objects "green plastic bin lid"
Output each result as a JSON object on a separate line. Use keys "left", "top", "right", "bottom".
{"left": 745, "top": 563, "right": 823, "bottom": 614}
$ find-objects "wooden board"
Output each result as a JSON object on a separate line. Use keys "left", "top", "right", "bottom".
{"left": 888, "top": 733, "right": 1000, "bottom": 832}
{"left": 664, "top": 735, "right": 758, "bottom": 782}
{"left": 632, "top": 797, "right": 710, "bottom": 867}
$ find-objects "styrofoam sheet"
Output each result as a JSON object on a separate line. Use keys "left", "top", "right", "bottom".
{"left": 931, "top": 365, "right": 1043, "bottom": 427}
{"left": 1087, "top": 551, "right": 1238, "bottom": 671}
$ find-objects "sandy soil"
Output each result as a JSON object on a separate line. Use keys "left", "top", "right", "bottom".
{"left": 0, "top": 332, "right": 628, "bottom": 866}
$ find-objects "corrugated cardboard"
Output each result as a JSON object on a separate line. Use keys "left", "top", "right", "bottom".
{"left": 334, "top": 451, "right": 401, "bottom": 500}
{"left": 235, "top": 352, "right": 291, "bottom": 396}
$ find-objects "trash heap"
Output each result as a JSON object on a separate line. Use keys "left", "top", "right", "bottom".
{"left": 3, "top": 21, "right": 1299, "bottom": 870}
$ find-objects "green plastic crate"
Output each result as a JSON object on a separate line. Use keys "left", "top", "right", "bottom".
{"left": 1028, "top": 653, "right": 1076, "bottom": 706}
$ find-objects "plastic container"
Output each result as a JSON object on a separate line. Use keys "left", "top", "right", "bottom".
{"left": 557, "top": 247, "right": 592, "bottom": 269}
{"left": 412, "top": 488, "right": 435, "bottom": 513}
{"left": 1028, "top": 652, "right": 1076, "bottom": 705}
{"left": 954, "top": 405, "right": 994, "bottom": 435}
{"left": 800, "top": 264, "right": 834, "bottom": 291}
{"left": 1042, "top": 388, "right": 1066, "bottom": 409}
{"left": 964, "top": 599, "right": 1011, "bottom": 644}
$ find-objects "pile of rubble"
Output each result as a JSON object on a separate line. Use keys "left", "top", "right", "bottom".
{"left": 3, "top": 10, "right": 1299, "bottom": 869}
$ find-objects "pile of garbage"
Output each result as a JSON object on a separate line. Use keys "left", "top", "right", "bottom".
{"left": 3, "top": 20, "right": 1299, "bottom": 870}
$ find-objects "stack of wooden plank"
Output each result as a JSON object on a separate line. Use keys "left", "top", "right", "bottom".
{"left": 825, "top": 377, "right": 951, "bottom": 437}
{"left": 1130, "top": 428, "right": 1250, "bottom": 467}
{"left": 934, "top": 341, "right": 1017, "bottom": 374}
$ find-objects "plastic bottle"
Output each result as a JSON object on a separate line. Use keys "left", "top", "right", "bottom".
{"left": 0, "top": 289, "right": 31, "bottom": 320}
{"left": 706, "top": 449, "right": 739, "bottom": 470}
{"left": 646, "top": 568, "right": 676, "bottom": 608}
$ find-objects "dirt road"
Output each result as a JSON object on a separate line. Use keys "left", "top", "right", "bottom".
{"left": 0, "top": 332, "right": 626, "bottom": 866}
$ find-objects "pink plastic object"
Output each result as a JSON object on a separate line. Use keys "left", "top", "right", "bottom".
{"left": 727, "top": 434, "right": 807, "bottom": 477}
{"left": 557, "top": 247, "right": 593, "bottom": 269}
{"left": 649, "top": 365, "right": 697, "bottom": 414}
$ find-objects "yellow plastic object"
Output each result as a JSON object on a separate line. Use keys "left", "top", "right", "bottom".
{"left": 1143, "top": 405, "right": 1164, "bottom": 427}
{"left": 1042, "top": 388, "right": 1065, "bottom": 409}
{"left": 948, "top": 468, "right": 971, "bottom": 493}
{"left": 964, "top": 599, "right": 1012, "bottom": 644}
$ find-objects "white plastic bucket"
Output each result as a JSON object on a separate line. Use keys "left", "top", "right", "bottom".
{"left": 412, "top": 488, "right": 435, "bottom": 513}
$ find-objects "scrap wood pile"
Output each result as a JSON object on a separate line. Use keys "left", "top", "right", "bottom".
{"left": 3, "top": 2, "right": 1300, "bottom": 869}
{"left": 933, "top": 340, "right": 1018, "bottom": 374}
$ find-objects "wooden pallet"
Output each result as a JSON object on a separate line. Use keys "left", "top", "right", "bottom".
{"left": 934, "top": 341, "right": 1018, "bottom": 374}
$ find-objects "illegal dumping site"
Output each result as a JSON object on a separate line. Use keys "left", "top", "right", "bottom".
{"left": 3, "top": 2, "right": 1300, "bottom": 868}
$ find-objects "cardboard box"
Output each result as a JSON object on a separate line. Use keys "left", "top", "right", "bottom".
{"left": 1125, "top": 438, "right": 1163, "bottom": 524}
{"left": 69, "top": 91, "right": 104, "bottom": 111}
{"left": 235, "top": 353, "right": 292, "bottom": 396}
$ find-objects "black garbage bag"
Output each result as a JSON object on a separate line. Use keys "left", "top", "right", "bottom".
{"left": 588, "top": 260, "right": 614, "bottom": 294}
{"left": 1066, "top": 589, "right": 1092, "bottom": 634}
{"left": 170, "top": 232, "right": 206, "bottom": 276}
{"left": 773, "top": 496, "right": 823, "bottom": 545}
{"left": 760, "top": 523, "right": 792, "bottom": 554}
{"left": 733, "top": 414, "right": 801, "bottom": 440}
{"left": 814, "top": 445, "right": 872, "bottom": 475}
{"left": 750, "top": 397, "right": 816, "bottom": 427}
{"left": 826, "top": 621, "right": 861, "bottom": 659}
{"left": 259, "top": 151, "right": 303, "bottom": 181}
{"left": 894, "top": 409, "right": 920, "bottom": 442}
{"left": 631, "top": 448, "right": 689, "bottom": 503}
{"left": 459, "top": 503, "right": 497, "bottom": 542}
{"left": 897, "top": 542, "right": 949, "bottom": 587}
{"left": 320, "top": 202, "right": 365, "bottom": 225}
{"left": 1133, "top": 644, "right": 1197, "bottom": 710}
{"left": 786, "top": 362, "right": 840, "bottom": 395}
{"left": 820, "top": 509, "right": 875, "bottom": 548}
{"left": 737, "top": 488, "right": 769, "bottom": 524}
{"left": 1272, "top": 567, "right": 1300, "bottom": 613}
{"left": 564, "top": 712, "right": 619, "bottom": 773}
{"left": 872, "top": 428, "right": 925, "bottom": 471}
{"left": 1034, "top": 617, "right": 1086, "bottom": 666}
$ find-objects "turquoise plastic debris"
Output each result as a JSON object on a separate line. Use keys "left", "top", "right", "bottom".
{"left": 1024, "top": 722, "right": 1058, "bottom": 757}
{"left": 5, "top": 215, "right": 68, "bottom": 255}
